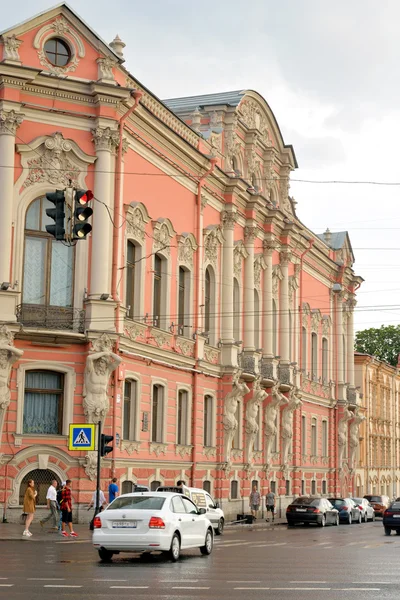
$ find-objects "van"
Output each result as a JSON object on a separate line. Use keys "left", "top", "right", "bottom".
{"left": 156, "top": 485, "right": 225, "bottom": 535}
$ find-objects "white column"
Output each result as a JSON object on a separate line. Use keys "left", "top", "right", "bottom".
{"left": 244, "top": 225, "right": 257, "bottom": 351}
{"left": 347, "top": 298, "right": 356, "bottom": 387}
{"left": 336, "top": 291, "right": 344, "bottom": 384}
{"left": 0, "top": 109, "right": 23, "bottom": 283}
{"left": 90, "top": 125, "right": 118, "bottom": 297}
{"left": 263, "top": 240, "right": 274, "bottom": 358}
{"left": 221, "top": 209, "right": 236, "bottom": 343}
{"left": 279, "top": 249, "right": 291, "bottom": 363}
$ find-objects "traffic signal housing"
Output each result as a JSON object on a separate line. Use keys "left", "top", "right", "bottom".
{"left": 100, "top": 433, "right": 114, "bottom": 457}
{"left": 73, "top": 189, "right": 93, "bottom": 239}
{"left": 45, "top": 190, "right": 65, "bottom": 240}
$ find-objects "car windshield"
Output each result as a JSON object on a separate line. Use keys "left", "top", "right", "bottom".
{"left": 389, "top": 502, "right": 400, "bottom": 510}
{"left": 107, "top": 496, "right": 166, "bottom": 511}
{"left": 329, "top": 499, "right": 345, "bottom": 506}
{"left": 292, "top": 497, "right": 320, "bottom": 507}
{"left": 365, "top": 496, "right": 382, "bottom": 502}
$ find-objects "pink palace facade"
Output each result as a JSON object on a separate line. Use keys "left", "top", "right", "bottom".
{"left": 0, "top": 4, "right": 364, "bottom": 522}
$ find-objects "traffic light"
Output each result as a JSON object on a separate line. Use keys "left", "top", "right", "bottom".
{"left": 73, "top": 189, "right": 93, "bottom": 239}
{"left": 45, "top": 190, "right": 65, "bottom": 240}
{"left": 100, "top": 433, "right": 114, "bottom": 457}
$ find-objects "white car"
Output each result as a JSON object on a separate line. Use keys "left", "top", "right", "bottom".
{"left": 92, "top": 491, "right": 214, "bottom": 562}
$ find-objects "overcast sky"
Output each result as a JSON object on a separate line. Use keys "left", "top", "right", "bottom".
{"left": 4, "top": 0, "right": 400, "bottom": 333}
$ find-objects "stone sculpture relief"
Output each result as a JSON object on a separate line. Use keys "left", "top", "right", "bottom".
{"left": 222, "top": 370, "right": 250, "bottom": 466}
{"left": 83, "top": 334, "right": 122, "bottom": 424}
{"left": 264, "top": 382, "right": 287, "bottom": 470}
{"left": 0, "top": 326, "right": 23, "bottom": 440}
{"left": 349, "top": 408, "right": 366, "bottom": 470}
{"left": 281, "top": 387, "right": 303, "bottom": 471}
{"left": 338, "top": 406, "right": 354, "bottom": 469}
{"left": 245, "top": 376, "right": 267, "bottom": 466}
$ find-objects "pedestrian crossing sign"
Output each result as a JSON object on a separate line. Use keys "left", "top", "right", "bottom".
{"left": 68, "top": 424, "right": 95, "bottom": 450}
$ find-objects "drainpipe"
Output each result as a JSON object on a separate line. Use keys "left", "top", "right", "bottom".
{"left": 110, "top": 89, "right": 142, "bottom": 476}
{"left": 191, "top": 157, "right": 217, "bottom": 486}
{"left": 298, "top": 238, "right": 314, "bottom": 383}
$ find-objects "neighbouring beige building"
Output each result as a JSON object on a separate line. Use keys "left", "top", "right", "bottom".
{"left": 354, "top": 353, "right": 400, "bottom": 499}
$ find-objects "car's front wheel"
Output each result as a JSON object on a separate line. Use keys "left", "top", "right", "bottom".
{"left": 98, "top": 548, "right": 113, "bottom": 562}
{"left": 334, "top": 514, "right": 339, "bottom": 526}
{"left": 358, "top": 513, "right": 362, "bottom": 524}
{"left": 347, "top": 514, "right": 352, "bottom": 525}
{"left": 318, "top": 515, "right": 326, "bottom": 528}
{"left": 215, "top": 518, "right": 224, "bottom": 536}
{"left": 384, "top": 527, "right": 391, "bottom": 536}
{"left": 169, "top": 533, "right": 181, "bottom": 561}
{"left": 364, "top": 512, "right": 368, "bottom": 523}
{"left": 200, "top": 529, "right": 213, "bottom": 555}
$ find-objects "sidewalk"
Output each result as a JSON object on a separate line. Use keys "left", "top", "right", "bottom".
{"left": 225, "top": 515, "right": 286, "bottom": 531}
{"left": 0, "top": 522, "right": 92, "bottom": 542}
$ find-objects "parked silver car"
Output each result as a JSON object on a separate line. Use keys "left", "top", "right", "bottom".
{"left": 352, "top": 497, "right": 375, "bottom": 522}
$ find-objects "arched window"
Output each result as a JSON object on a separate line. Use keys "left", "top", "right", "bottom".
{"left": 203, "top": 480, "right": 211, "bottom": 493}
{"left": 230, "top": 480, "right": 239, "bottom": 499}
{"left": 122, "top": 480, "right": 134, "bottom": 494}
{"left": 204, "top": 266, "right": 216, "bottom": 343}
{"left": 204, "top": 394, "right": 214, "bottom": 447}
{"left": 19, "top": 468, "right": 61, "bottom": 506}
{"left": 23, "top": 370, "right": 64, "bottom": 434}
{"left": 22, "top": 197, "right": 74, "bottom": 317}
{"left": 254, "top": 289, "right": 260, "bottom": 349}
{"left": 233, "top": 279, "right": 240, "bottom": 342}
{"left": 177, "top": 389, "right": 189, "bottom": 445}
{"left": 322, "top": 338, "right": 328, "bottom": 383}
{"left": 126, "top": 241, "right": 136, "bottom": 319}
{"left": 311, "top": 333, "right": 318, "bottom": 380}
{"left": 301, "top": 414, "right": 307, "bottom": 455}
{"left": 272, "top": 299, "right": 277, "bottom": 355}
{"left": 301, "top": 326, "right": 307, "bottom": 372}
{"left": 151, "top": 384, "right": 164, "bottom": 442}
{"left": 311, "top": 417, "right": 317, "bottom": 456}
{"left": 150, "top": 480, "right": 161, "bottom": 491}
{"left": 123, "top": 379, "right": 137, "bottom": 441}
{"left": 153, "top": 254, "right": 163, "bottom": 328}
{"left": 178, "top": 266, "right": 190, "bottom": 336}
{"left": 322, "top": 420, "right": 328, "bottom": 457}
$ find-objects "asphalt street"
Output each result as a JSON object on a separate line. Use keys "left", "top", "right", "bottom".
{"left": 1, "top": 521, "right": 399, "bottom": 599}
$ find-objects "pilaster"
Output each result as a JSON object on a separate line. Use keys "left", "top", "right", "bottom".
{"left": 220, "top": 207, "right": 238, "bottom": 366}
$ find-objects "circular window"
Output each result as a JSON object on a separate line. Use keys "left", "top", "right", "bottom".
{"left": 44, "top": 38, "right": 71, "bottom": 67}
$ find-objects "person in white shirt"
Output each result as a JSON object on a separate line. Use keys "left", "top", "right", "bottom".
{"left": 40, "top": 480, "right": 59, "bottom": 530}
{"left": 88, "top": 489, "right": 107, "bottom": 511}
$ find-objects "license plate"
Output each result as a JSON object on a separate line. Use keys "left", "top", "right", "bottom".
{"left": 112, "top": 521, "right": 137, "bottom": 528}
{"left": 393, "top": 515, "right": 400, "bottom": 518}
{"left": 296, "top": 508, "right": 307, "bottom": 512}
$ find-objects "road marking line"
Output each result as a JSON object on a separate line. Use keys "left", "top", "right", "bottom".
{"left": 0, "top": 585, "right": 13, "bottom": 588}
{"left": 339, "top": 589, "right": 380, "bottom": 591}
{"left": 270, "top": 588, "right": 331, "bottom": 591}
{"left": 234, "top": 588, "right": 270, "bottom": 591}
{"left": 28, "top": 578, "right": 65, "bottom": 581}
{"left": 43, "top": 585, "right": 82, "bottom": 588}
{"left": 352, "top": 582, "right": 391, "bottom": 584}
{"left": 219, "top": 542, "right": 251, "bottom": 547}
{"left": 171, "top": 587, "right": 210, "bottom": 590}
{"left": 93, "top": 579, "right": 128, "bottom": 582}
{"left": 290, "top": 581, "right": 328, "bottom": 584}
{"left": 229, "top": 581, "right": 261, "bottom": 584}
{"left": 160, "top": 580, "right": 199, "bottom": 583}
{"left": 110, "top": 586, "right": 149, "bottom": 590}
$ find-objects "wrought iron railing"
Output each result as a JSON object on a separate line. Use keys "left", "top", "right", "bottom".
{"left": 16, "top": 304, "right": 85, "bottom": 333}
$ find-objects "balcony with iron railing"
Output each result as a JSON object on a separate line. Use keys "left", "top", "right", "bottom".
{"left": 16, "top": 304, "right": 85, "bottom": 333}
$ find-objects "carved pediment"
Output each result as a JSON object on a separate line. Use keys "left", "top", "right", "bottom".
{"left": 178, "top": 232, "right": 198, "bottom": 269}
{"left": 204, "top": 225, "right": 223, "bottom": 267}
{"left": 125, "top": 202, "right": 151, "bottom": 242}
{"left": 234, "top": 240, "right": 249, "bottom": 278}
{"left": 152, "top": 218, "right": 176, "bottom": 256}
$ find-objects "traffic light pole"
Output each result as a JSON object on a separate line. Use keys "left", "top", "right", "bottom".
{"left": 95, "top": 420, "right": 102, "bottom": 517}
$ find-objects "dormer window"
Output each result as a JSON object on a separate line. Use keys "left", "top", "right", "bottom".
{"left": 44, "top": 38, "right": 71, "bottom": 67}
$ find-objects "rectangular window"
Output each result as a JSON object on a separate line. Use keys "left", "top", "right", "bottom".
{"left": 151, "top": 384, "right": 164, "bottom": 442}
{"left": 177, "top": 390, "right": 188, "bottom": 445}
{"left": 322, "top": 420, "right": 328, "bottom": 457}
{"left": 301, "top": 480, "right": 305, "bottom": 495}
{"left": 123, "top": 380, "right": 137, "bottom": 441}
{"left": 270, "top": 480, "right": 276, "bottom": 494}
{"left": 301, "top": 414, "right": 307, "bottom": 456}
{"left": 153, "top": 255, "right": 162, "bottom": 328}
{"left": 50, "top": 242, "right": 73, "bottom": 307}
{"left": 311, "top": 333, "right": 318, "bottom": 381}
{"left": 178, "top": 267, "right": 186, "bottom": 335}
{"left": 311, "top": 480, "right": 316, "bottom": 495}
{"left": 23, "top": 371, "right": 63, "bottom": 434}
{"left": 285, "top": 479, "right": 290, "bottom": 496}
{"left": 23, "top": 237, "right": 47, "bottom": 305}
{"left": 126, "top": 242, "right": 136, "bottom": 319}
{"left": 311, "top": 418, "right": 317, "bottom": 456}
{"left": 322, "top": 338, "right": 328, "bottom": 383}
{"left": 302, "top": 327, "right": 307, "bottom": 372}
{"left": 322, "top": 480, "right": 327, "bottom": 495}
{"left": 204, "top": 395, "right": 213, "bottom": 447}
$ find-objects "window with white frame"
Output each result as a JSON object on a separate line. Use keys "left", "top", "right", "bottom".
{"left": 23, "top": 370, "right": 64, "bottom": 434}
{"left": 301, "top": 414, "right": 307, "bottom": 456}
{"left": 23, "top": 197, "right": 74, "bottom": 308}
{"left": 311, "top": 479, "right": 316, "bottom": 495}
{"left": 254, "top": 289, "right": 260, "bottom": 349}
{"left": 230, "top": 480, "right": 239, "bottom": 499}
{"left": 178, "top": 266, "right": 190, "bottom": 336}
{"left": 126, "top": 241, "right": 136, "bottom": 319}
{"left": 150, "top": 480, "right": 161, "bottom": 491}
{"left": 311, "top": 417, "right": 317, "bottom": 456}
{"left": 233, "top": 279, "right": 240, "bottom": 342}
{"left": 322, "top": 338, "right": 328, "bottom": 383}
{"left": 204, "top": 266, "right": 216, "bottom": 343}
{"left": 153, "top": 254, "right": 163, "bottom": 328}
{"left": 151, "top": 384, "right": 164, "bottom": 443}
{"left": 203, "top": 480, "right": 211, "bottom": 494}
{"left": 311, "top": 333, "right": 318, "bottom": 381}
{"left": 177, "top": 389, "right": 189, "bottom": 445}
{"left": 204, "top": 394, "right": 214, "bottom": 447}
{"left": 302, "top": 326, "right": 307, "bottom": 372}
{"left": 123, "top": 380, "right": 137, "bottom": 441}
{"left": 322, "top": 420, "right": 328, "bottom": 457}
{"left": 301, "top": 479, "right": 305, "bottom": 495}
{"left": 322, "top": 480, "right": 327, "bottom": 495}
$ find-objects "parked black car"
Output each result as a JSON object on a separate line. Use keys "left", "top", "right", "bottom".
{"left": 328, "top": 498, "right": 362, "bottom": 524}
{"left": 383, "top": 500, "right": 400, "bottom": 535}
{"left": 286, "top": 497, "right": 339, "bottom": 527}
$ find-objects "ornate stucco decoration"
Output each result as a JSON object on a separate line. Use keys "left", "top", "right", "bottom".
{"left": 17, "top": 131, "right": 96, "bottom": 190}
{"left": 202, "top": 111, "right": 223, "bottom": 157}
{"left": 176, "top": 444, "right": 193, "bottom": 458}
{"left": 33, "top": 17, "right": 85, "bottom": 76}
{"left": 152, "top": 218, "right": 176, "bottom": 256}
{"left": 234, "top": 241, "right": 249, "bottom": 278}
{"left": 204, "top": 346, "right": 219, "bottom": 364}
{"left": 121, "top": 440, "right": 141, "bottom": 455}
{"left": 224, "top": 115, "right": 242, "bottom": 172}
{"left": 177, "top": 233, "right": 198, "bottom": 270}
{"left": 263, "top": 147, "right": 278, "bottom": 200}
{"left": 84, "top": 451, "right": 98, "bottom": 481}
{"left": 149, "top": 442, "right": 168, "bottom": 457}
{"left": 0, "top": 109, "right": 24, "bottom": 136}
{"left": 238, "top": 99, "right": 272, "bottom": 148}
{"left": 245, "top": 376, "right": 267, "bottom": 467}
{"left": 204, "top": 446, "right": 217, "bottom": 458}
{"left": 321, "top": 315, "right": 332, "bottom": 336}
{"left": 0, "top": 326, "right": 23, "bottom": 442}
{"left": 254, "top": 254, "right": 267, "bottom": 291}
{"left": 92, "top": 126, "right": 119, "bottom": 153}
{"left": 97, "top": 56, "right": 118, "bottom": 85}
{"left": 279, "top": 164, "right": 292, "bottom": 213}
{"left": 288, "top": 273, "right": 299, "bottom": 304}
{"left": 349, "top": 408, "right": 366, "bottom": 471}
{"left": 203, "top": 225, "right": 223, "bottom": 268}
{"left": 311, "top": 309, "right": 322, "bottom": 333}
{"left": 246, "top": 146, "right": 261, "bottom": 181}
{"left": 0, "top": 34, "right": 22, "bottom": 64}
{"left": 150, "top": 329, "right": 172, "bottom": 348}
{"left": 175, "top": 337, "right": 195, "bottom": 357}
{"left": 221, "top": 209, "right": 237, "bottom": 231}
{"left": 83, "top": 334, "right": 122, "bottom": 424}
{"left": 281, "top": 387, "right": 303, "bottom": 474}
{"left": 223, "top": 371, "right": 250, "bottom": 466}
{"left": 264, "top": 382, "right": 286, "bottom": 470}
{"left": 125, "top": 202, "right": 151, "bottom": 242}
{"left": 272, "top": 265, "right": 283, "bottom": 299}
{"left": 338, "top": 407, "right": 353, "bottom": 470}
{"left": 124, "top": 322, "right": 146, "bottom": 342}
{"left": 302, "top": 302, "right": 311, "bottom": 328}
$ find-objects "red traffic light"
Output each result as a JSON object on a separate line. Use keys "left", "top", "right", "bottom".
{"left": 75, "top": 189, "right": 94, "bottom": 205}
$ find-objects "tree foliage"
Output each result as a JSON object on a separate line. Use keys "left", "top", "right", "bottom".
{"left": 355, "top": 325, "right": 400, "bottom": 367}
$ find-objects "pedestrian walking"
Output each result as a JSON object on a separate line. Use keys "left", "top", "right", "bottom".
{"left": 57, "top": 482, "right": 65, "bottom": 531}
{"left": 249, "top": 484, "right": 261, "bottom": 519}
{"left": 108, "top": 477, "right": 119, "bottom": 503}
{"left": 22, "top": 479, "right": 37, "bottom": 537}
{"left": 88, "top": 489, "right": 107, "bottom": 511}
{"left": 40, "top": 479, "right": 59, "bottom": 530}
{"left": 61, "top": 479, "right": 78, "bottom": 538}
{"left": 266, "top": 488, "right": 276, "bottom": 522}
